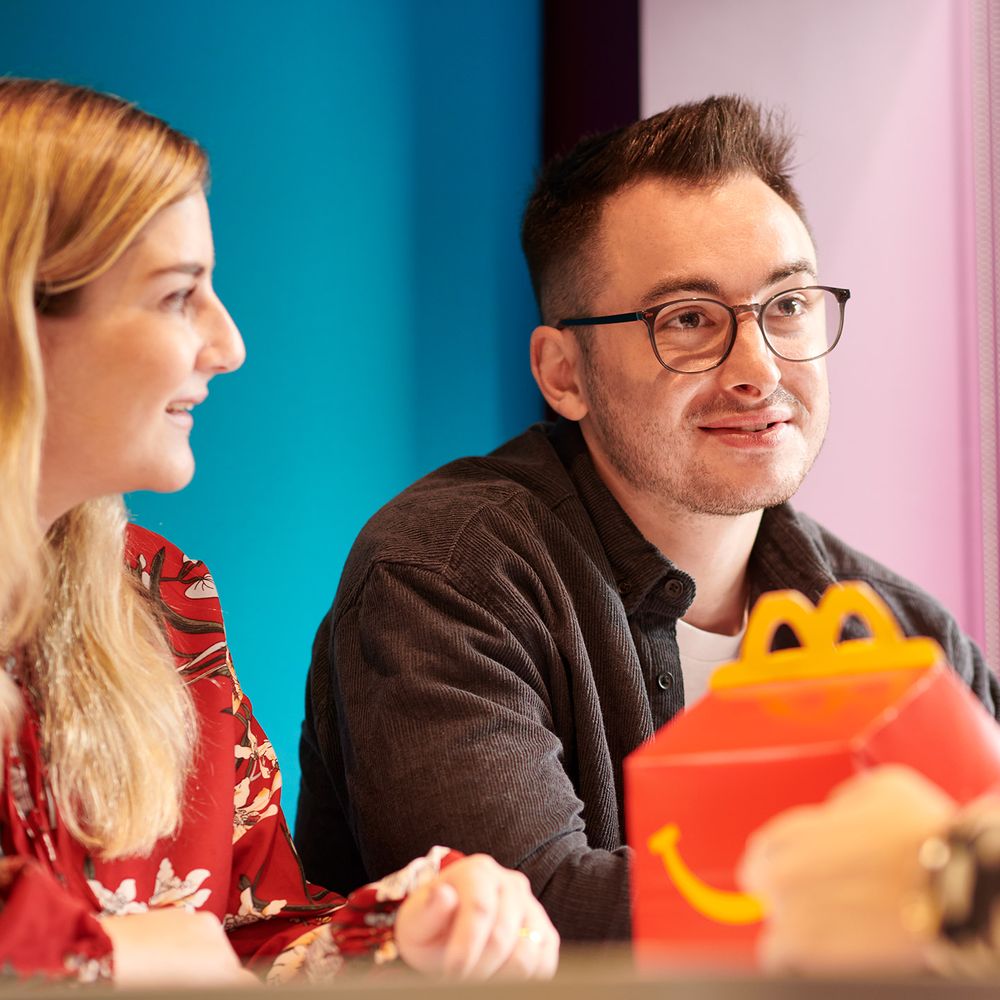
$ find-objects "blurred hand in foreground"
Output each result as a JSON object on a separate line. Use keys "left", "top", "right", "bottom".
{"left": 396, "top": 854, "right": 559, "bottom": 979}
{"left": 103, "top": 909, "right": 260, "bottom": 988}
{"left": 738, "top": 765, "right": 956, "bottom": 973}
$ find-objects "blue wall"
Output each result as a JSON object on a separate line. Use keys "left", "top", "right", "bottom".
{"left": 3, "top": 1, "right": 542, "bottom": 814}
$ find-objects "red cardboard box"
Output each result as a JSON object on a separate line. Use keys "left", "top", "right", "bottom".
{"left": 625, "top": 582, "right": 1000, "bottom": 967}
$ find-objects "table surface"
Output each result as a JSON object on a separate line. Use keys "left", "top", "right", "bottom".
{"left": 7, "top": 949, "right": 999, "bottom": 999}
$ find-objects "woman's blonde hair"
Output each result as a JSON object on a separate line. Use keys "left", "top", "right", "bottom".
{"left": 0, "top": 78, "right": 208, "bottom": 858}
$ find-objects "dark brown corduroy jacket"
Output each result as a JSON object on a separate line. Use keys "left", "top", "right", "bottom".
{"left": 295, "top": 420, "right": 1000, "bottom": 941}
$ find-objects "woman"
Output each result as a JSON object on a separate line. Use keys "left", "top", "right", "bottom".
{"left": 0, "top": 77, "right": 557, "bottom": 985}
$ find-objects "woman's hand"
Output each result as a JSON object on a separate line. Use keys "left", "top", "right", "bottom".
{"left": 738, "top": 765, "right": 956, "bottom": 973}
{"left": 102, "top": 909, "right": 261, "bottom": 988}
{"left": 395, "top": 854, "right": 558, "bottom": 980}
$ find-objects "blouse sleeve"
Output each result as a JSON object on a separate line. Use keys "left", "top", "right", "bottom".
{"left": 0, "top": 856, "right": 112, "bottom": 983}
{"left": 222, "top": 677, "right": 462, "bottom": 982}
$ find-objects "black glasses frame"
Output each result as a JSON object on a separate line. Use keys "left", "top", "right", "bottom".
{"left": 558, "top": 285, "right": 851, "bottom": 374}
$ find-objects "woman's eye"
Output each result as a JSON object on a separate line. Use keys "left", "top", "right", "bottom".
{"left": 163, "top": 287, "right": 196, "bottom": 312}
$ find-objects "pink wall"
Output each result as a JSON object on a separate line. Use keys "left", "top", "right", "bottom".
{"left": 641, "top": 0, "right": 985, "bottom": 643}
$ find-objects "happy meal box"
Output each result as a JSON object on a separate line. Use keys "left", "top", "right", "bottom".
{"left": 625, "top": 582, "right": 1000, "bottom": 967}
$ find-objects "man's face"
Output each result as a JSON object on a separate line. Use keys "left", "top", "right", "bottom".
{"left": 574, "top": 174, "right": 830, "bottom": 517}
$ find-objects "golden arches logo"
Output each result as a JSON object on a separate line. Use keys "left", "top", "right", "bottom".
{"left": 709, "top": 583, "right": 941, "bottom": 691}
{"left": 647, "top": 824, "right": 765, "bottom": 926}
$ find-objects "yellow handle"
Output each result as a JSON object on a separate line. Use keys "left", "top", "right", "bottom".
{"left": 709, "top": 582, "right": 942, "bottom": 690}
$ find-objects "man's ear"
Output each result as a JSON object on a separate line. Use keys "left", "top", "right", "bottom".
{"left": 530, "top": 325, "right": 589, "bottom": 421}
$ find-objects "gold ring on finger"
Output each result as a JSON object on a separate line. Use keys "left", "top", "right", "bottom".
{"left": 518, "top": 927, "right": 544, "bottom": 945}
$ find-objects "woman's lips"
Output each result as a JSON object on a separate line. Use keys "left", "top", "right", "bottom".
{"left": 165, "top": 397, "right": 203, "bottom": 429}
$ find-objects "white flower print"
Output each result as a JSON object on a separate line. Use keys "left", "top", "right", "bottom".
{"left": 65, "top": 953, "right": 112, "bottom": 984}
{"left": 87, "top": 876, "right": 148, "bottom": 916}
{"left": 89, "top": 859, "right": 212, "bottom": 916}
{"left": 149, "top": 858, "right": 212, "bottom": 909}
{"left": 372, "top": 845, "right": 451, "bottom": 902}
{"left": 233, "top": 771, "right": 281, "bottom": 844}
{"left": 235, "top": 727, "right": 278, "bottom": 781}
{"left": 265, "top": 926, "right": 343, "bottom": 984}
{"left": 136, "top": 554, "right": 151, "bottom": 591}
{"left": 184, "top": 573, "right": 218, "bottom": 600}
{"left": 223, "top": 885, "right": 287, "bottom": 931}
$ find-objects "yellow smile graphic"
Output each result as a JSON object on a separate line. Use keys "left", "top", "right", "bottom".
{"left": 648, "top": 824, "right": 765, "bottom": 926}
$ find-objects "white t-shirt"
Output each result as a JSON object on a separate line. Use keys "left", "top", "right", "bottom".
{"left": 675, "top": 616, "right": 745, "bottom": 705}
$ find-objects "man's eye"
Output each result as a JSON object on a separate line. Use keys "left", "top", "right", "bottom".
{"left": 675, "top": 311, "right": 703, "bottom": 328}
{"left": 662, "top": 309, "right": 710, "bottom": 330}
{"left": 775, "top": 296, "right": 805, "bottom": 316}
{"left": 657, "top": 305, "right": 727, "bottom": 334}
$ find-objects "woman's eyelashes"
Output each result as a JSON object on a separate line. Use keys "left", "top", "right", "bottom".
{"left": 162, "top": 286, "right": 197, "bottom": 313}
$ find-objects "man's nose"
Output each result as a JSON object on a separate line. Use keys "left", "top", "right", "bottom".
{"left": 719, "top": 308, "right": 781, "bottom": 398}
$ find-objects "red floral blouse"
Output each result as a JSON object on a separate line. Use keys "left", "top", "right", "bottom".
{"left": 0, "top": 524, "right": 458, "bottom": 982}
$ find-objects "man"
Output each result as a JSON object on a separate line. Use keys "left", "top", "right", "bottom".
{"left": 295, "top": 96, "right": 1000, "bottom": 941}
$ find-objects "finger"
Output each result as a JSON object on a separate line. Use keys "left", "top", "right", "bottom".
{"left": 496, "top": 931, "right": 541, "bottom": 979}
{"left": 401, "top": 881, "right": 460, "bottom": 947}
{"left": 756, "top": 922, "right": 797, "bottom": 973}
{"left": 494, "top": 889, "right": 556, "bottom": 980}
{"left": 535, "top": 926, "right": 560, "bottom": 979}
{"left": 735, "top": 849, "right": 766, "bottom": 897}
{"left": 233, "top": 967, "right": 264, "bottom": 988}
{"left": 739, "top": 808, "right": 820, "bottom": 894}
{"left": 827, "top": 765, "right": 925, "bottom": 804}
{"left": 441, "top": 868, "right": 500, "bottom": 978}
{"left": 496, "top": 921, "right": 555, "bottom": 979}
{"left": 744, "top": 802, "right": 824, "bottom": 858}
{"left": 465, "top": 874, "right": 524, "bottom": 979}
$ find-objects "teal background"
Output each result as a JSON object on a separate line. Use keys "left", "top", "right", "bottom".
{"left": 3, "top": 1, "right": 542, "bottom": 814}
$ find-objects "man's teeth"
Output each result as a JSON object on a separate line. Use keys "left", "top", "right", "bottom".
{"left": 167, "top": 403, "right": 193, "bottom": 413}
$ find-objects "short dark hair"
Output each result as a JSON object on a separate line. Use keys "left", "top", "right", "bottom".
{"left": 521, "top": 95, "right": 805, "bottom": 325}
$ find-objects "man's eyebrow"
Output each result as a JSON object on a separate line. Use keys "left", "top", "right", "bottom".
{"left": 639, "top": 276, "right": 724, "bottom": 306}
{"left": 639, "top": 259, "right": 818, "bottom": 307}
{"left": 763, "top": 259, "right": 817, "bottom": 287}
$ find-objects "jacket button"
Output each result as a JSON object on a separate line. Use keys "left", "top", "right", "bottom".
{"left": 664, "top": 579, "right": 684, "bottom": 599}
{"left": 656, "top": 673, "right": 673, "bottom": 690}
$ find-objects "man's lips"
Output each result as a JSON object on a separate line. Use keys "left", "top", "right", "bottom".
{"left": 697, "top": 408, "right": 794, "bottom": 433}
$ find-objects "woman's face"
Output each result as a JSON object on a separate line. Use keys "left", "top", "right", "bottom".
{"left": 36, "top": 191, "right": 245, "bottom": 526}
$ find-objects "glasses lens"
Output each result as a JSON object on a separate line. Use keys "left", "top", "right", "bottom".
{"left": 761, "top": 287, "right": 843, "bottom": 361}
{"left": 652, "top": 299, "right": 734, "bottom": 373}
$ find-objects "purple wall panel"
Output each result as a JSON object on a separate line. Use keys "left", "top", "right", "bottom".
{"left": 641, "top": 0, "right": 989, "bottom": 648}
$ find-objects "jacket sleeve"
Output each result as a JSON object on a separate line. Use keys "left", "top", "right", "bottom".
{"left": 0, "top": 857, "right": 112, "bottom": 982}
{"left": 940, "top": 615, "right": 1000, "bottom": 722}
{"left": 223, "top": 675, "right": 463, "bottom": 981}
{"left": 309, "top": 559, "right": 632, "bottom": 942}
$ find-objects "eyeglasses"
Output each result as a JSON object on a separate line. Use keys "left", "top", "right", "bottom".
{"left": 558, "top": 285, "right": 851, "bottom": 374}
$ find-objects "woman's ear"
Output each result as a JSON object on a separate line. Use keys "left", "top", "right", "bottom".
{"left": 529, "top": 325, "right": 589, "bottom": 421}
